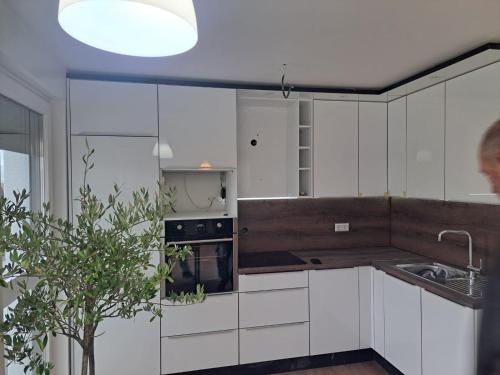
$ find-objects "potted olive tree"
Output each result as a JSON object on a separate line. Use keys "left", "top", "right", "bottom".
{"left": 0, "top": 144, "right": 203, "bottom": 375}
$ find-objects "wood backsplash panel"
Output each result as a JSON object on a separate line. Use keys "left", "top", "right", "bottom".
{"left": 391, "top": 198, "right": 500, "bottom": 271}
{"left": 237, "top": 197, "right": 390, "bottom": 253}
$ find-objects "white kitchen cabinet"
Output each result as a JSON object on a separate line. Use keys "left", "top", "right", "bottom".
{"left": 158, "top": 85, "right": 237, "bottom": 169}
{"left": 359, "top": 267, "right": 373, "bottom": 349}
{"left": 384, "top": 274, "right": 422, "bottom": 375}
{"left": 372, "top": 269, "right": 385, "bottom": 356}
{"left": 71, "top": 136, "right": 160, "bottom": 375}
{"left": 239, "top": 270, "right": 308, "bottom": 292}
{"left": 359, "top": 102, "right": 387, "bottom": 197}
{"left": 161, "top": 330, "right": 239, "bottom": 374}
{"left": 309, "top": 268, "right": 360, "bottom": 355}
{"left": 388, "top": 97, "right": 407, "bottom": 197}
{"left": 314, "top": 100, "right": 358, "bottom": 197}
{"left": 422, "top": 289, "right": 475, "bottom": 375}
{"left": 407, "top": 83, "right": 445, "bottom": 200}
{"left": 71, "top": 136, "right": 159, "bottom": 220}
{"left": 237, "top": 96, "right": 299, "bottom": 198}
{"left": 445, "top": 61, "right": 500, "bottom": 203}
{"left": 69, "top": 80, "right": 158, "bottom": 136}
{"left": 161, "top": 293, "right": 238, "bottom": 337}
{"left": 239, "top": 287, "right": 309, "bottom": 328}
{"left": 239, "top": 322, "right": 309, "bottom": 364}
{"left": 238, "top": 270, "right": 309, "bottom": 364}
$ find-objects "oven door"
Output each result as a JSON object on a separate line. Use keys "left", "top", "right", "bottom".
{"left": 165, "top": 239, "right": 233, "bottom": 295}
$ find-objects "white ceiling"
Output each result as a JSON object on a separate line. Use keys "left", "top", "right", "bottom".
{"left": 6, "top": 0, "right": 500, "bottom": 89}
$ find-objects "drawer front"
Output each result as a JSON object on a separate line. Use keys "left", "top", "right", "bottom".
{"left": 161, "top": 330, "right": 238, "bottom": 374}
{"left": 239, "top": 322, "right": 309, "bottom": 364}
{"left": 162, "top": 293, "right": 238, "bottom": 336}
{"left": 239, "top": 271, "right": 308, "bottom": 292}
{"left": 239, "top": 288, "right": 309, "bottom": 328}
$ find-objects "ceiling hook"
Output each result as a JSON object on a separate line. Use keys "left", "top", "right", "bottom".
{"left": 281, "top": 64, "right": 294, "bottom": 99}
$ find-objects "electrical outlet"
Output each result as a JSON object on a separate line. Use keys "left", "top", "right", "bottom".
{"left": 334, "top": 223, "right": 350, "bottom": 232}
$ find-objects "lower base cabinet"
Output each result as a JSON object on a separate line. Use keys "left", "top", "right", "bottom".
{"left": 160, "top": 293, "right": 239, "bottom": 374}
{"left": 309, "top": 268, "right": 360, "bottom": 355}
{"left": 161, "top": 330, "right": 239, "bottom": 374}
{"left": 422, "top": 289, "right": 475, "bottom": 375}
{"left": 384, "top": 274, "right": 422, "bottom": 375}
{"left": 373, "top": 269, "right": 385, "bottom": 356}
{"left": 239, "top": 322, "right": 309, "bottom": 364}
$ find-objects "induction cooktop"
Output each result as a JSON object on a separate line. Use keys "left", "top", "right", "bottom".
{"left": 239, "top": 251, "right": 307, "bottom": 268}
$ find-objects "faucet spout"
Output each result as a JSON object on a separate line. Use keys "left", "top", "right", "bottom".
{"left": 437, "top": 230, "right": 480, "bottom": 277}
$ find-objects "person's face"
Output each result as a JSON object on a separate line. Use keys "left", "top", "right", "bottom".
{"left": 480, "top": 152, "right": 500, "bottom": 195}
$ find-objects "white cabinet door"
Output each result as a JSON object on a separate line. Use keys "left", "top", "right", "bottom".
{"left": 359, "top": 266, "right": 373, "bottom": 349}
{"left": 158, "top": 85, "right": 237, "bottom": 169}
{"left": 239, "top": 287, "right": 309, "bottom": 328}
{"left": 162, "top": 330, "right": 238, "bottom": 374}
{"left": 359, "top": 102, "right": 387, "bottom": 197}
{"left": 162, "top": 293, "right": 238, "bottom": 336}
{"left": 445, "top": 61, "right": 500, "bottom": 203}
{"left": 314, "top": 100, "right": 358, "bottom": 197}
{"left": 373, "top": 269, "right": 385, "bottom": 355}
{"left": 71, "top": 136, "right": 160, "bottom": 375}
{"left": 388, "top": 97, "right": 407, "bottom": 197}
{"left": 407, "top": 83, "right": 445, "bottom": 199}
{"left": 69, "top": 80, "right": 158, "bottom": 136}
{"left": 239, "top": 322, "right": 309, "bottom": 364}
{"left": 309, "top": 268, "right": 360, "bottom": 355}
{"left": 422, "top": 290, "right": 475, "bottom": 375}
{"left": 384, "top": 274, "right": 422, "bottom": 375}
{"left": 71, "top": 136, "right": 159, "bottom": 215}
{"left": 239, "top": 270, "right": 308, "bottom": 292}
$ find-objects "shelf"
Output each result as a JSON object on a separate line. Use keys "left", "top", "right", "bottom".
{"left": 299, "top": 125, "right": 311, "bottom": 129}
{"left": 299, "top": 146, "right": 311, "bottom": 150}
{"left": 299, "top": 167, "right": 311, "bottom": 171}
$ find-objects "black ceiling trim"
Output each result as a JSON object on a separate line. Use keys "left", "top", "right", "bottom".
{"left": 67, "top": 42, "right": 500, "bottom": 95}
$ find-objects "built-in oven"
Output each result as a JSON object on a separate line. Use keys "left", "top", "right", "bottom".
{"left": 163, "top": 218, "right": 237, "bottom": 295}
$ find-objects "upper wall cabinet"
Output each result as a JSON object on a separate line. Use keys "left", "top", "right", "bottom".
{"left": 445, "top": 61, "right": 500, "bottom": 203}
{"left": 158, "top": 85, "right": 237, "bottom": 170}
{"left": 359, "top": 102, "right": 387, "bottom": 197}
{"left": 237, "top": 95, "right": 299, "bottom": 198}
{"left": 407, "top": 83, "right": 445, "bottom": 200}
{"left": 69, "top": 80, "right": 158, "bottom": 136}
{"left": 314, "top": 100, "right": 358, "bottom": 197}
{"left": 388, "top": 97, "right": 407, "bottom": 198}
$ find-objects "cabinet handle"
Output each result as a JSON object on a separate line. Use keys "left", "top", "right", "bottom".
{"left": 243, "top": 321, "right": 308, "bottom": 331}
{"left": 165, "top": 329, "right": 236, "bottom": 339}
{"left": 167, "top": 238, "right": 233, "bottom": 246}
{"left": 241, "top": 287, "right": 308, "bottom": 294}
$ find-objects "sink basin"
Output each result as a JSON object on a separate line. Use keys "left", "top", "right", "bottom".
{"left": 396, "top": 263, "right": 468, "bottom": 282}
{"left": 395, "top": 262, "right": 486, "bottom": 299}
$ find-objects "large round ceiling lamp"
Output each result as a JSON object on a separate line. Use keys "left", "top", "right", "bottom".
{"left": 58, "top": 0, "right": 198, "bottom": 57}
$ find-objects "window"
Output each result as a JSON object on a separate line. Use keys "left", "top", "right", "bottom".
{"left": 0, "top": 93, "right": 44, "bottom": 375}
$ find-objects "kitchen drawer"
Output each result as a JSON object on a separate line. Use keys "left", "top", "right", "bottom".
{"left": 162, "top": 293, "right": 238, "bottom": 336}
{"left": 161, "top": 329, "right": 238, "bottom": 374}
{"left": 239, "top": 270, "right": 308, "bottom": 292}
{"left": 239, "top": 322, "right": 309, "bottom": 364}
{"left": 239, "top": 287, "right": 309, "bottom": 328}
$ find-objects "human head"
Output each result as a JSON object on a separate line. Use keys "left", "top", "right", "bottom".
{"left": 479, "top": 120, "right": 500, "bottom": 195}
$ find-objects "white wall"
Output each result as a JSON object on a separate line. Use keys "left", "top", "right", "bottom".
{"left": 0, "top": 0, "right": 66, "bottom": 99}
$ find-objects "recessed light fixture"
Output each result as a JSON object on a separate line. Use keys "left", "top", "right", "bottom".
{"left": 58, "top": 0, "right": 198, "bottom": 57}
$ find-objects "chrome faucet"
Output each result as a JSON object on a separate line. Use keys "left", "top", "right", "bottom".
{"left": 438, "top": 230, "right": 481, "bottom": 279}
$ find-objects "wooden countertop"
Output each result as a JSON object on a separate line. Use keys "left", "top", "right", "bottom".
{"left": 238, "top": 247, "right": 483, "bottom": 309}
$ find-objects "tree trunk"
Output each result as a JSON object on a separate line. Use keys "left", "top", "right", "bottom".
{"left": 81, "top": 347, "right": 89, "bottom": 375}
{"left": 81, "top": 324, "right": 96, "bottom": 375}
{"left": 89, "top": 335, "right": 95, "bottom": 375}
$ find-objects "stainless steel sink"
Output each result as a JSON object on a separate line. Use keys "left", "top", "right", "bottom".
{"left": 395, "top": 262, "right": 486, "bottom": 299}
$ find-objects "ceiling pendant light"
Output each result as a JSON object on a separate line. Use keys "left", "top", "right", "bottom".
{"left": 58, "top": 0, "right": 198, "bottom": 57}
